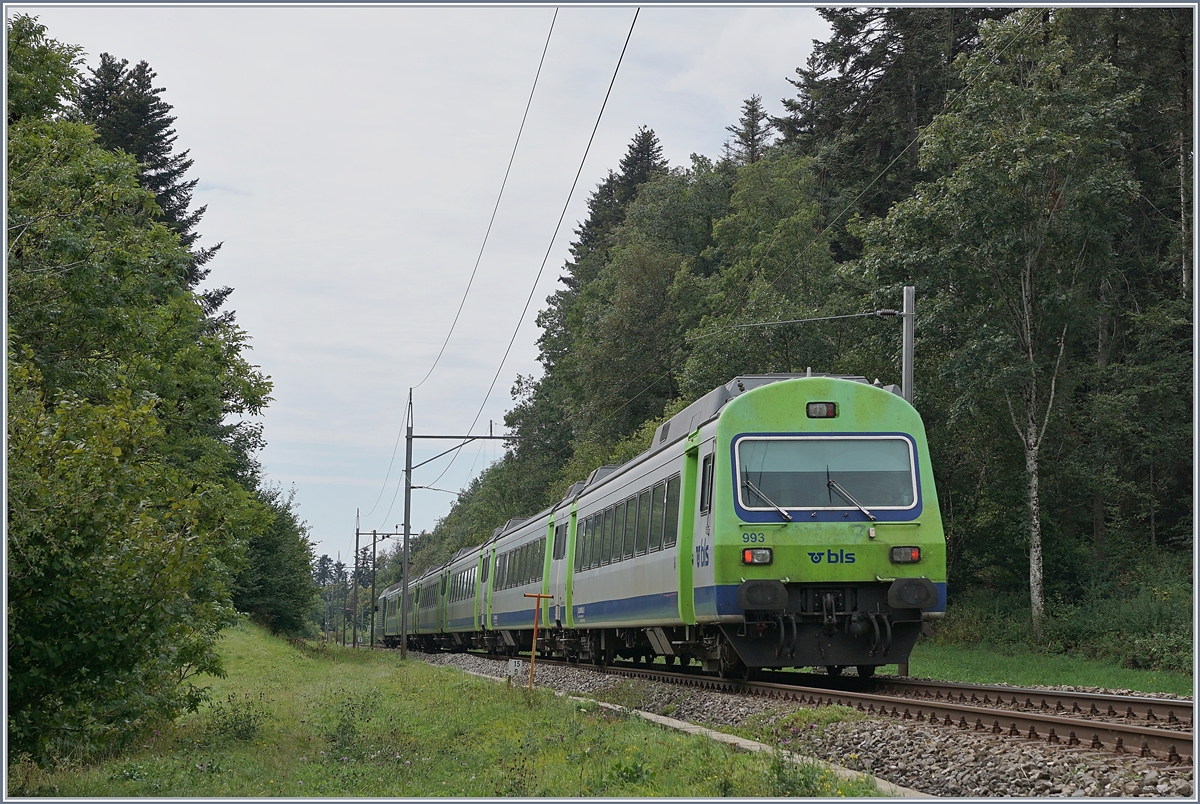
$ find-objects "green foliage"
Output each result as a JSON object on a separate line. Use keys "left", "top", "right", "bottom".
{"left": 5, "top": 17, "right": 281, "bottom": 763}
{"left": 205, "top": 692, "right": 271, "bottom": 742}
{"left": 398, "top": 9, "right": 1189, "bottom": 655}
{"left": 6, "top": 14, "right": 81, "bottom": 124}
{"left": 233, "top": 486, "right": 318, "bottom": 636}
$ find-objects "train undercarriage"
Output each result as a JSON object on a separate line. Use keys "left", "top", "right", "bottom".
{"left": 393, "top": 580, "right": 937, "bottom": 679}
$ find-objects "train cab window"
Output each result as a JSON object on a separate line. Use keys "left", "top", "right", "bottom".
{"left": 700, "top": 453, "right": 715, "bottom": 514}
{"left": 649, "top": 482, "right": 666, "bottom": 552}
{"left": 635, "top": 489, "right": 651, "bottom": 555}
{"left": 623, "top": 496, "right": 638, "bottom": 560}
{"left": 664, "top": 475, "right": 681, "bottom": 547}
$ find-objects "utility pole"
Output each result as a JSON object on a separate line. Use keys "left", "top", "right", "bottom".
{"left": 352, "top": 510, "right": 361, "bottom": 648}
{"left": 401, "top": 390, "right": 414, "bottom": 660}
{"left": 395, "top": 389, "right": 518, "bottom": 659}
{"left": 902, "top": 285, "right": 915, "bottom": 405}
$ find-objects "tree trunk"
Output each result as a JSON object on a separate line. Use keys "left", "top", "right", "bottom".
{"left": 1025, "top": 419, "right": 1045, "bottom": 639}
{"left": 1181, "top": 136, "right": 1191, "bottom": 295}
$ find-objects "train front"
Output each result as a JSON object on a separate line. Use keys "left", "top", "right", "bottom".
{"left": 711, "top": 376, "right": 946, "bottom": 675}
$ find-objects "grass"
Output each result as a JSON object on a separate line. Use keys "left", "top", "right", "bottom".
{"left": 7, "top": 621, "right": 881, "bottom": 797}
{"left": 905, "top": 640, "right": 1193, "bottom": 697}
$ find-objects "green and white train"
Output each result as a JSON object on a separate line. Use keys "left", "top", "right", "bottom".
{"left": 379, "top": 374, "right": 946, "bottom": 678}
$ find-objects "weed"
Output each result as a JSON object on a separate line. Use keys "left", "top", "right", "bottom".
{"left": 607, "top": 757, "right": 648, "bottom": 786}
{"left": 322, "top": 689, "right": 376, "bottom": 755}
{"left": 205, "top": 692, "right": 271, "bottom": 742}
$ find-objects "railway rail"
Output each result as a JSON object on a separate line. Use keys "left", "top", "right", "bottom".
{"left": 456, "top": 650, "right": 1193, "bottom": 765}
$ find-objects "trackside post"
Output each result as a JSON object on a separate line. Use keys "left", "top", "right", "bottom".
{"left": 523, "top": 592, "right": 553, "bottom": 690}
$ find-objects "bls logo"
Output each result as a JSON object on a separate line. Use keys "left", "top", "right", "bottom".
{"left": 808, "top": 549, "right": 856, "bottom": 564}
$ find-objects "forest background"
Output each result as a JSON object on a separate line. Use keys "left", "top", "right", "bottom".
{"left": 7, "top": 5, "right": 1193, "bottom": 768}
{"left": 359, "top": 6, "right": 1193, "bottom": 674}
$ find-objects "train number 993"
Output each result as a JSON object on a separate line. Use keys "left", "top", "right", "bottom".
{"left": 742, "top": 532, "right": 766, "bottom": 543}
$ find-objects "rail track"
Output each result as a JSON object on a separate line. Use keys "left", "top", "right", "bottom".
{"left": 459, "top": 651, "right": 1193, "bottom": 765}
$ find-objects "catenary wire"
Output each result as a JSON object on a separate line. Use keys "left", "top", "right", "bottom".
{"left": 419, "top": 6, "right": 641, "bottom": 492}
{"left": 398, "top": 10, "right": 1035, "bottom": 537}
{"left": 366, "top": 9, "right": 556, "bottom": 524}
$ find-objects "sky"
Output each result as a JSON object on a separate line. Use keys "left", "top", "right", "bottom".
{"left": 13, "top": 3, "right": 832, "bottom": 564}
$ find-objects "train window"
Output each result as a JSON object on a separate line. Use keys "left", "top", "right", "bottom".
{"left": 589, "top": 514, "right": 602, "bottom": 568}
{"left": 635, "top": 489, "right": 651, "bottom": 555}
{"left": 538, "top": 537, "right": 546, "bottom": 581}
{"left": 481, "top": 557, "right": 489, "bottom": 584}
{"left": 576, "top": 525, "right": 585, "bottom": 576}
{"left": 623, "top": 495, "right": 638, "bottom": 560}
{"left": 553, "top": 524, "right": 565, "bottom": 560}
{"left": 603, "top": 507, "right": 616, "bottom": 564}
{"left": 649, "top": 482, "right": 666, "bottom": 552}
{"left": 587, "top": 517, "right": 598, "bottom": 570}
{"left": 612, "top": 502, "right": 626, "bottom": 563}
{"left": 520, "top": 544, "right": 530, "bottom": 585}
{"left": 599, "top": 508, "right": 613, "bottom": 565}
{"left": 664, "top": 474, "right": 681, "bottom": 547}
{"left": 576, "top": 520, "right": 587, "bottom": 572}
{"left": 700, "top": 453, "right": 715, "bottom": 514}
{"left": 736, "top": 436, "right": 917, "bottom": 510}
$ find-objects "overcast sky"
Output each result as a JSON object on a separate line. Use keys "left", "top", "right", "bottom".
{"left": 14, "top": 4, "right": 831, "bottom": 564}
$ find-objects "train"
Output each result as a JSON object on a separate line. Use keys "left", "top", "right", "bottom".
{"left": 378, "top": 373, "right": 946, "bottom": 679}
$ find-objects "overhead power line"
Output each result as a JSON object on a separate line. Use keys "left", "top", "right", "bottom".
{"left": 365, "top": 9, "right": 557, "bottom": 523}
{"left": 421, "top": 6, "right": 641, "bottom": 491}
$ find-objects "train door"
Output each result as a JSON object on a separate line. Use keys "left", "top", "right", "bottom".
{"left": 549, "top": 517, "right": 566, "bottom": 626}
{"left": 693, "top": 439, "right": 718, "bottom": 620}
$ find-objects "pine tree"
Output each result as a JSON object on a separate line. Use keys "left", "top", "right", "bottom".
{"left": 724, "top": 95, "right": 774, "bottom": 164}
{"left": 76, "top": 54, "right": 226, "bottom": 308}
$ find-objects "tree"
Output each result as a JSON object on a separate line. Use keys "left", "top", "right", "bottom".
{"left": 724, "top": 94, "right": 774, "bottom": 164}
{"left": 861, "top": 10, "right": 1138, "bottom": 635}
{"left": 775, "top": 8, "right": 1011, "bottom": 261}
{"left": 76, "top": 53, "right": 226, "bottom": 306}
{"left": 7, "top": 16, "right": 271, "bottom": 761}
{"left": 232, "top": 486, "right": 317, "bottom": 635}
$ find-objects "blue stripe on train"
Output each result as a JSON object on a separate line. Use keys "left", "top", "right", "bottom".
{"left": 572, "top": 591, "right": 679, "bottom": 626}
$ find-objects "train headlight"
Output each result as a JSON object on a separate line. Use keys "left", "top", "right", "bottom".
{"left": 890, "top": 546, "right": 921, "bottom": 564}
{"left": 742, "top": 548, "right": 773, "bottom": 565}
{"left": 806, "top": 402, "right": 837, "bottom": 418}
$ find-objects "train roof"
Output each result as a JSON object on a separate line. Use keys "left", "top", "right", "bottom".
{"left": 412, "top": 373, "right": 903, "bottom": 571}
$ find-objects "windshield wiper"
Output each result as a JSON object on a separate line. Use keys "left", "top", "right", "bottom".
{"left": 826, "top": 476, "right": 877, "bottom": 521}
{"left": 742, "top": 479, "right": 793, "bottom": 521}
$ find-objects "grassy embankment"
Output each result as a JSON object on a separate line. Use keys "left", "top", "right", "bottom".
{"left": 8, "top": 621, "right": 880, "bottom": 797}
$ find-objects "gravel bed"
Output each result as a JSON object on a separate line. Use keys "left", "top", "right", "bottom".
{"left": 417, "top": 651, "right": 1194, "bottom": 798}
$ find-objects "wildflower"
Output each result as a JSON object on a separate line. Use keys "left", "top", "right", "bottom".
{"left": 405, "top": 761, "right": 411, "bottom": 765}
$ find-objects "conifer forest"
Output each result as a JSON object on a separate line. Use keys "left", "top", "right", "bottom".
{"left": 7, "top": 7, "right": 1194, "bottom": 766}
